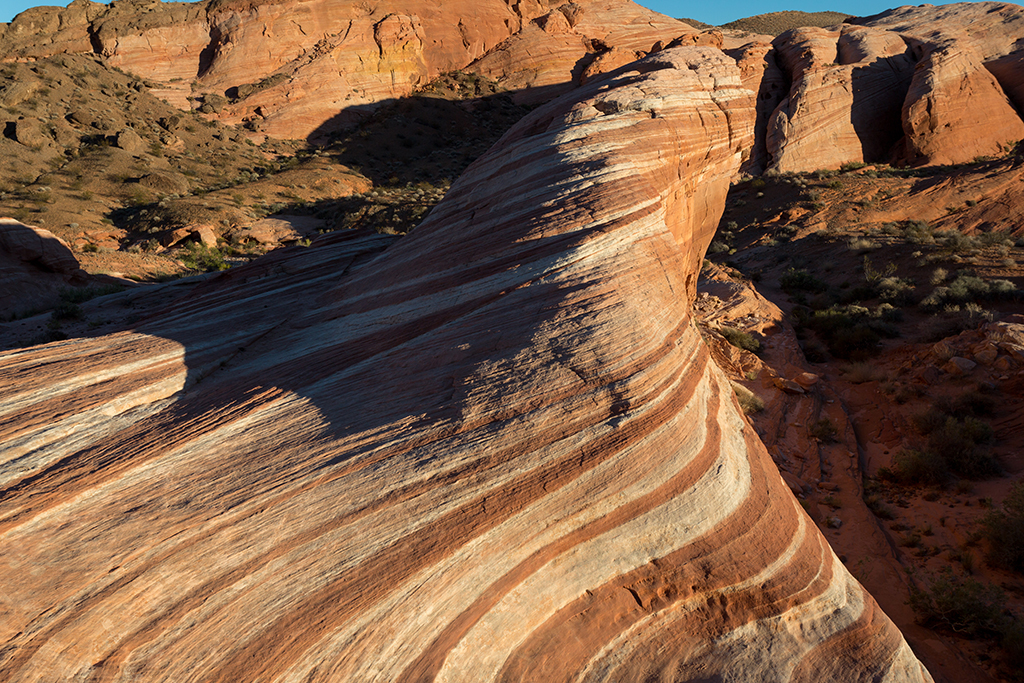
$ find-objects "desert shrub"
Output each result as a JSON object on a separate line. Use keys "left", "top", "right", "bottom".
{"left": 978, "top": 229, "right": 1011, "bottom": 247}
{"left": 732, "top": 382, "right": 764, "bottom": 414}
{"left": 928, "top": 416, "right": 997, "bottom": 478}
{"left": 935, "top": 229, "right": 980, "bottom": 253}
{"left": 50, "top": 301, "right": 83, "bottom": 322}
{"left": 874, "top": 302, "right": 902, "bottom": 322}
{"left": 864, "top": 493, "right": 894, "bottom": 519}
{"left": 876, "top": 276, "right": 916, "bottom": 305}
{"left": 948, "top": 275, "right": 992, "bottom": 301}
{"left": 720, "top": 327, "right": 761, "bottom": 354}
{"left": 934, "top": 390, "right": 996, "bottom": 418}
{"left": 809, "top": 417, "right": 838, "bottom": 442}
{"left": 58, "top": 285, "right": 123, "bottom": 305}
{"left": 179, "top": 242, "right": 228, "bottom": 272}
{"left": 912, "top": 407, "right": 998, "bottom": 479}
{"left": 848, "top": 237, "right": 878, "bottom": 251}
{"left": 708, "top": 240, "right": 730, "bottom": 254}
{"left": 794, "top": 305, "right": 897, "bottom": 360}
{"left": 879, "top": 449, "right": 949, "bottom": 485}
{"left": 989, "top": 278, "right": 1018, "bottom": 298}
{"left": 930, "top": 267, "right": 948, "bottom": 285}
{"left": 780, "top": 267, "right": 828, "bottom": 293}
{"left": 902, "top": 219, "right": 935, "bottom": 244}
{"left": 842, "top": 361, "right": 882, "bottom": 383}
{"left": 908, "top": 568, "right": 1005, "bottom": 637}
{"left": 921, "top": 273, "right": 1020, "bottom": 310}
{"left": 984, "top": 480, "right": 1024, "bottom": 573}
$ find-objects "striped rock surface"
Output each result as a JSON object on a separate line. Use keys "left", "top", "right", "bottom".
{"left": 0, "top": 48, "right": 931, "bottom": 682}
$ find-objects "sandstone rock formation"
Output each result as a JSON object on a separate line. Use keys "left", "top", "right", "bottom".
{"left": 0, "top": 218, "right": 90, "bottom": 318}
{"left": 765, "top": 2, "right": 1024, "bottom": 172}
{"left": 0, "top": 49, "right": 932, "bottom": 682}
{"left": 1, "top": 0, "right": 698, "bottom": 140}
{"left": 766, "top": 24, "right": 917, "bottom": 173}
{"left": 5, "top": 0, "right": 1023, "bottom": 172}
{"left": 467, "top": 1, "right": 699, "bottom": 102}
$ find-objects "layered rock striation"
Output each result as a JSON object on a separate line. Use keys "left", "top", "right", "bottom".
{"left": 0, "top": 49, "right": 931, "bottom": 682}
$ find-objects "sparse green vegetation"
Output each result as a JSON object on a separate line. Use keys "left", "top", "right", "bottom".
{"left": 909, "top": 565, "right": 1011, "bottom": 643}
{"left": 879, "top": 449, "right": 948, "bottom": 486}
{"left": 179, "top": 242, "right": 229, "bottom": 272}
{"left": 809, "top": 417, "right": 838, "bottom": 443}
{"left": 864, "top": 493, "right": 895, "bottom": 519}
{"left": 794, "top": 305, "right": 898, "bottom": 360}
{"left": 732, "top": 382, "right": 764, "bottom": 414}
{"left": 881, "top": 391, "right": 999, "bottom": 484}
{"left": 984, "top": 479, "right": 1024, "bottom": 573}
{"left": 720, "top": 326, "right": 761, "bottom": 354}
{"left": 921, "top": 273, "right": 1020, "bottom": 309}
{"left": 780, "top": 267, "right": 828, "bottom": 293}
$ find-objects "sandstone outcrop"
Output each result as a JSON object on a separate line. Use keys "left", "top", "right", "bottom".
{"left": 468, "top": 2, "right": 699, "bottom": 102}
{"left": 0, "top": 218, "right": 90, "bottom": 318}
{"left": 765, "top": 2, "right": 1024, "bottom": 172}
{"left": 766, "top": 24, "right": 917, "bottom": 173}
{"left": 0, "top": 49, "right": 931, "bottom": 682}
{"left": 5, "top": 0, "right": 1023, "bottom": 172}
{"left": 2, "top": 0, "right": 559, "bottom": 139}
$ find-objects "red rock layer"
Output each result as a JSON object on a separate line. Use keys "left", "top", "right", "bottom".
{"left": 0, "top": 48, "right": 930, "bottom": 682}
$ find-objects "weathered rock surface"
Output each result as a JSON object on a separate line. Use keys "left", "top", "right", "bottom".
{"left": 3, "top": 0, "right": 688, "bottom": 140}
{"left": 767, "top": 24, "right": 917, "bottom": 173}
{"left": 0, "top": 49, "right": 930, "bottom": 682}
{"left": 468, "top": 1, "right": 700, "bottom": 102}
{"left": 765, "top": 2, "right": 1024, "bottom": 172}
{"left": 4, "top": 0, "right": 1023, "bottom": 170}
{"left": 2, "top": 0, "right": 558, "bottom": 139}
{"left": 0, "top": 218, "right": 90, "bottom": 318}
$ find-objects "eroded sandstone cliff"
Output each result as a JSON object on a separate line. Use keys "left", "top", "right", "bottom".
{"left": 4, "top": 0, "right": 1022, "bottom": 171}
{"left": 0, "top": 48, "right": 932, "bottom": 682}
{"left": 764, "top": 2, "right": 1024, "bottom": 171}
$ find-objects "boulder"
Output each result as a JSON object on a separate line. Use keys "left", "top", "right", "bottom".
{"left": 0, "top": 218, "right": 90, "bottom": 318}
{"left": 114, "top": 127, "right": 145, "bottom": 154}
{"left": 974, "top": 343, "right": 999, "bottom": 365}
{"left": 932, "top": 340, "right": 955, "bottom": 360}
{"left": 943, "top": 356, "right": 977, "bottom": 376}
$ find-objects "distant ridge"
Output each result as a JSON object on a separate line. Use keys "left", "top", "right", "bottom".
{"left": 676, "top": 16, "right": 713, "bottom": 29}
{"left": 722, "top": 10, "right": 853, "bottom": 35}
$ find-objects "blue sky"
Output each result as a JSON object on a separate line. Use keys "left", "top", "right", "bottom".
{"left": 0, "top": 0, "right": 969, "bottom": 29}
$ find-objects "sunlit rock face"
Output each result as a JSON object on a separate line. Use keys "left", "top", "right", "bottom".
{"left": 0, "top": 0, "right": 697, "bottom": 140}
{"left": 0, "top": 48, "right": 931, "bottom": 683}
{"left": 764, "top": 1, "right": 1024, "bottom": 171}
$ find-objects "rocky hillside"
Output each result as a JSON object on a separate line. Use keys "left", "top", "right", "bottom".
{"left": 722, "top": 10, "right": 852, "bottom": 35}
{"left": 5, "top": 1, "right": 1024, "bottom": 681}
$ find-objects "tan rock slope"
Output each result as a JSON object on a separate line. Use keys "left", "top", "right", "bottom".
{"left": 0, "top": 49, "right": 931, "bottom": 682}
